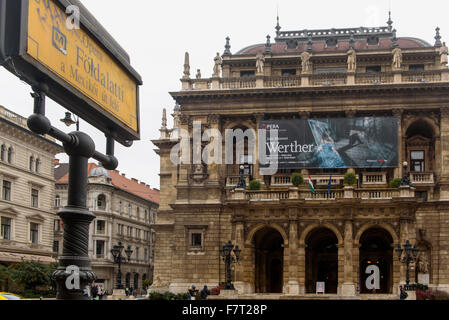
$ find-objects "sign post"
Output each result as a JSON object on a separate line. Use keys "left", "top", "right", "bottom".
{"left": 0, "top": 0, "right": 142, "bottom": 299}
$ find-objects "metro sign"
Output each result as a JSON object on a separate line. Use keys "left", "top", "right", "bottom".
{"left": 0, "top": 0, "right": 142, "bottom": 145}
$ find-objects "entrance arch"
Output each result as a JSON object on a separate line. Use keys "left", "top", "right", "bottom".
{"left": 359, "top": 227, "right": 393, "bottom": 294}
{"left": 253, "top": 227, "right": 284, "bottom": 293}
{"left": 305, "top": 228, "right": 338, "bottom": 294}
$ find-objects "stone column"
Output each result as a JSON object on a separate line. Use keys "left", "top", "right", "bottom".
{"left": 254, "top": 113, "right": 265, "bottom": 181}
{"left": 439, "top": 107, "right": 449, "bottom": 199}
{"left": 298, "top": 243, "right": 306, "bottom": 294}
{"left": 206, "top": 114, "right": 220, "bottom": 183}
{"left": 286, "top": 219, "right": 300, "bottom": 294}
{"left": 178, "top": 115, "right": 190, "bottom": 186}
{"left": 341, "top": 220, "right": 356, "bottom": 296}
{"left": 393, "top": 109, "right": 404, "bottom": 179}
{"left": 234, "top": 219, "right": 250, "bottom": 294}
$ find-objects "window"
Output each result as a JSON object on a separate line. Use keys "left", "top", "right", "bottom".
{"left": 30, "top": 223, "right": 39, "bottom": 244}
{"left": 0, "top": 145, "right": 5, "bottom": 161}
{"left": 54, "top": 195, "right": 61, "bottom": 208}
{"left": 409, "top": 64, "right": 425, "bottom": 71}
{"left": 127, "top": 226, "right": 132, "bottom": 237}
{"left": 96, "top": 240, "right": 105, "bottom": 258}
{"left": 366, "top": 66, "right": 381, "bottom": 73}
{"left": 1, "top": 217, "right": 11, "bottom": 240}
{"left": 119, "top": 201, "right": 123, "bottom": 213}
{"left": 282, "top": 69, "right": 296, "bottom": 76}
{"left": 29, "top": 156, "right": 34, "bottom": 171}
{"left": 144, "top": 248, "right": 148, "bottom": 261}
{"left": 191, "top": 233, "right": 202, "bottom": 247}
{"left": 315, "top": 67, "right": 346, "bottom": 74}
{"left": 97, "top": 195, "right": 106, "bottom": 210}
{"left": 2, "top": 180, "right": 11, "bottom": 201}
{"left": 135, "top": 247, "right": 140, "bottom": 261}
{"left": 96, "top": 220, "right": 106, "bottom": 234}
{"left": 7, "top": 147, "right": 12, "bottom": 164}
{"left": 53, "top": 240, "right": 59, "bottom": 253}
{"left": 54, "top": 219, "right": 62, "bottom": 232}
{"left": 136, "top": 229, "right": 141, "bottom": 239}
{"left": 118, "top": 224, "right": 124, "bottom": 235}
{"left": 127, "top": 204, "right": 132, "bottom": 216}
{"left": 35, "top": 159, "right": 40, "bottom": 173}
{"left": 145, "top": 210, "right": 149, "bottom": 223}
{"left": 240, "top": 70, "right": 255, "bottom": 77}
{"left": 31, "top": 189, "right": 39, "bottom": 208}
{"left": 411, "top": 151, "right": 425, "bottom": 172}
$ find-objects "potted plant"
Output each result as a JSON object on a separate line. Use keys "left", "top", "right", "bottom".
{"left": 389, "top": 178, "right": 402, "bottom": 188}
{"left": 343, "top": 172, "right": 357, "bottom": 186}
{"left": 248, "top": 180, "right": 261, "bottom": 191}
{"left": 415, "top": 283, "right": 430, "bottom": 300}
{"left": 291, "top": 172, "right": 304, "bottom": 187}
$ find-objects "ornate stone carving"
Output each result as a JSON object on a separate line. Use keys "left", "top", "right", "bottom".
{"left": 440, "top": 43, "right": 448, "bottom": 66}
{"left": 256, "top": 52, "right": 265, "bottom": 75}
{"left": 180, "top": 114, "right": 189, "bottom": 126}
{"left": 300, "top": 51, "right": 312, "bottom": 73}
{"left": 207, "top": 114, "right": 220, "bottom": 125}
{"left": 347, "top": 49, "right": 356, "bottom": 72}
{"left": 183, "top": 52, "right": 190, "bottom": 79}
{"left": 213, "top": 52, "right": 222, "bottom": 77}
{"left": 196, "top": 69, "right": 201, "bottom": 79}
{"left": 299, "top": 110, "right": 310, "bottom": 119}
{"left": 417, "top": 252, "right": 429, "bottom": 274}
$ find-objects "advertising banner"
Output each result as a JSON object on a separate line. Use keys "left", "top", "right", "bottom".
{"left": 259, "top": 117, "right": 398, "bottom": 169}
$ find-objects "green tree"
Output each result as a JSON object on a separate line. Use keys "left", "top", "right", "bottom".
{"left": 9, "top": 261, "right": 56, "bottom": 291}
{"left": 0, "top": 264, "right": 11, "bottom": 291}
{"left": 248, "top": 180, "right": 261, "bottom": 190}
{"left": 344, "top": 172, "right": 357, "bottom": 186}
{"left": 389, "top": 178, "right": 402, "bottom": 188}
{"left": 291, "top": 172, "right": 304, "bottom": 187}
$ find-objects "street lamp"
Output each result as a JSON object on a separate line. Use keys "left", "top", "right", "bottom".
{"left": 111, "top": 242, "right": 133, "bottom": 289}
{"left": 396, "top": 240, "right": 419, "bottom": 290}
{"left": 220, "top": 240, "right": 241, "bottom": 290}
{"left": 401, "top": 161, "right": 411, "bottom": 186}
{"left": 60, "top": 112, "right": 80, "bottom": 131}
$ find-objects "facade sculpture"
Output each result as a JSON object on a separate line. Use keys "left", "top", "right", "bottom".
{"left": 440, "top": 43, "right": 448, "bottom": 66}
{"left": 347, "top": 49, "right": 356, "bottom": 72}
{"left": 256, "top": 52, "right": 265, "bottom": 75}
{"left": 300, "top": 51, "right": 312, "bottom": 73}
{"left": 392, "top": 47, "right": 403, "bottom": 69}
{"left": 213, "top": 52, "right": 223, "bottom": 77}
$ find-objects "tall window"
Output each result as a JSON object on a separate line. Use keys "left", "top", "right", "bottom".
{"left": 35, "top": 158, "right": 40, "bottom": 173}
{"left": 119, "top": 201, "right": 123, "bottom": 213}
{"left": 96, "top": 240, "right": 105, "bottom": 258}
{"left": 135, "top": 247, "right": 140, "bottom": 261}
{"left": 29, "top": 156, "right": 34, "bottom": 171}
{"left": 411, "top": 151, "right": 425, "bottom": 172}
{"left": 7, "top": 147, "right": 12, "bottom": 164}
{"left": 54, "top": 219, "right": 62, "bottom": 232}
{"left": 144, "top": 248, "right": 148, "bottom": 261}
{"left": 136, "top": 229, "right": 141, "bottom": 239}
{"left": 53, "top": 240, "right": 59, "bottom": 253}
{"left": 0, "top": 145, "right": 5, "bottom": 161}
{"left": 97, "top": 194, "right": 106, "bottom": 210}
{"left": 54, "top": 195, "right": 61, "bottom": 208}
{"left": 31, "top": 189, "right": 39, "bottom": 208}
{"left": 191, "top": 233, "right": 202, "bottom": 247}
{"left": 2, "top": 180, "right": 11, "bottom": 201}
{"left": 96, "top": 220, "right": 106, "bottom": 234}
{"left": 1, "top": 217, "right": 11, "bottom": 240}
{"left": 30, "top": 223, "right": 39, "bottom": 244}
{"left": 127, "top": 203, "right": 132, "bottom": 216}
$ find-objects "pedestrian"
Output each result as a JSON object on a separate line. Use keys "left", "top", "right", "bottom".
{"left": 200, "top": 285, "right": 210, "bottom": 300}
{"left": 98, "top": 286, "right": 105, "bottom": 300}
{"left": 188, "top": 285, "right": 197, "bottom": 300}
{"left": 399, "top": 285, "right": 408, "bottom": 300}
{"left": 91, "top": 283, "right": 98, "bottom": 300}
{"left": 125, "top": 287, "right": 129, "bottom": 296}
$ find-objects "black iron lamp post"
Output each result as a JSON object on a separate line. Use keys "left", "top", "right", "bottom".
{"left": 396, "top": 240, "right": 419, "bottom": 291}
{"left": 220, "top": 240, "right": 241, "bottom": 290}
{"left": 60, "top": 112, "right": 80, "bottom": 131}
{"left": 401, "top": 161, "right": 411, "bottom": 186}
{"left": 111, "top": 242, "right": 133, "bottom": 289}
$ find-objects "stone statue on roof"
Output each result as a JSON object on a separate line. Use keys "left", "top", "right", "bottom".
{"left": 440, "top": 42, "right": 448, "bottom": 66}
{"left": 256, "top": 52, "right": 265, "bottom": 75}
{"left": 347, "top": 49, "right": 356, "bottom": 72}
{"left": 213, "top": 52, "right": 222, "bottom": 77}
{"left": 392, "top": 47, "right": 402, "bottom": 70}
{"left": 196, "top": 69, "right": 201, "bottom": 79}
{"left": 300, "top": 51, "right": 312, "bottom": 73}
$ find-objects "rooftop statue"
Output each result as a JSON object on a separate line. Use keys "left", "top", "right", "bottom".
{"left": 213, "top": 52, "right": 222, "bottom": 77}
{"left": 440, "top": 42, "right": 448, "bottom": 66}
{"left": 347, "top": 49, "right": 357, "bottom": 72}
{"left": 256, "top": 52, "right": 265, "bottom": 75}
{"left": 300, "top": 51, "right": 312, "bottom": 73}
{"left": 392, "top": 47, "right": 402, "bottom": 70}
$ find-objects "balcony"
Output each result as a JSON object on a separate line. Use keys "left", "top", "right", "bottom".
{"left": 182, "top": 69, "right": 448, "bottom": 91}
{"left": 227, "top": 186, "right": 410, "bottom": 202}
{"left": 410, "top": 172, "right": 434, "bottom": 184}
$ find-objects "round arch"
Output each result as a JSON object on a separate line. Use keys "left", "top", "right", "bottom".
{"left": 223, "top": 120, "right": 256, "bottom": 131}
{"left": 299, "top": 222, "right": 343, "bottom": 246}
{"left": 403, "top": 116, "right": 440, "bottom": 138}
{"left": 354, "top": 223, "right": 399, "bottom": 245}
{"left": 246, "top": 223, "right": 288, "bottom": 246}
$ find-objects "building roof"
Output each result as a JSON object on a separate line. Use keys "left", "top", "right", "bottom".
{"left": 56, "top": 162, "right": 159, "bottom": 205}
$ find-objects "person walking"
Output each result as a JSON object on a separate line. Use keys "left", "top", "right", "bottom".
{"left": 91, "top": 283, "right": 99, "bottom": 300}
{"left": 200, "top": 285, "right": 210, "bottom": 300}
{"left": 399, "top": 285, "right": 408, "bottom": 300}
{"left": 188, "top": 285, "right": 197, "bottom": 300}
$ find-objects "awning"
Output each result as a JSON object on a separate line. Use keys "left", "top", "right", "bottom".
{"left": 0, "top": 251, "right": 56, "bottom": 264}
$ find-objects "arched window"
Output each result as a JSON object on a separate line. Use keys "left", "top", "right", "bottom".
{"left": 35, "top": 158, "right": 40, "bottom": 173}
{"left": 97, "top": 194, "right": 106, "bottom": 210}
{"left": 29, "top": 156, "right": 34, "bottom": 171}
{"left": 128, "top": 203, "right": 132, "bottom": 216}
{"left": 54, "top": 195, "right": 61, "bottom": 208}
{"left": 0, "top": 145, "right": 5, "bottom": 161}
{"left": 7, "top": 147, "right": 13, "bottom": 164}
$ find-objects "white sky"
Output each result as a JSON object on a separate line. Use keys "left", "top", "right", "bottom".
{"left": 1, "top": 0, "right": 448, "bottom": 189}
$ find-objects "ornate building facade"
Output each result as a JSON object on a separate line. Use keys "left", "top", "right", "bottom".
{"left": 152, "top": 16, "right": 449, "bottom": 298}
{"left": 0, "top": 105, "right": 62, "bottom": 273}
{"left": 54, "top": 163, "right": 159, "bottom": 294}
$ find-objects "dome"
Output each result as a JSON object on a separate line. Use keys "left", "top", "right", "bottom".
{"left": 89, "top": 165, "right": 111, "bottom": 179}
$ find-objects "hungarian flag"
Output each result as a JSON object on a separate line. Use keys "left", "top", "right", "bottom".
{"left": 308, "top": 176, "right": 316, "bottom": 194}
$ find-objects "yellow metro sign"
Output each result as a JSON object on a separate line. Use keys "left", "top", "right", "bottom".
{"left": 27, "top": 0, "right": 138, "bottom": 133}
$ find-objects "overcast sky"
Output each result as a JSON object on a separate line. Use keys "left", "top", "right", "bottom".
{"left": 1, "top": 0, "right": 448, "bottom": 189}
